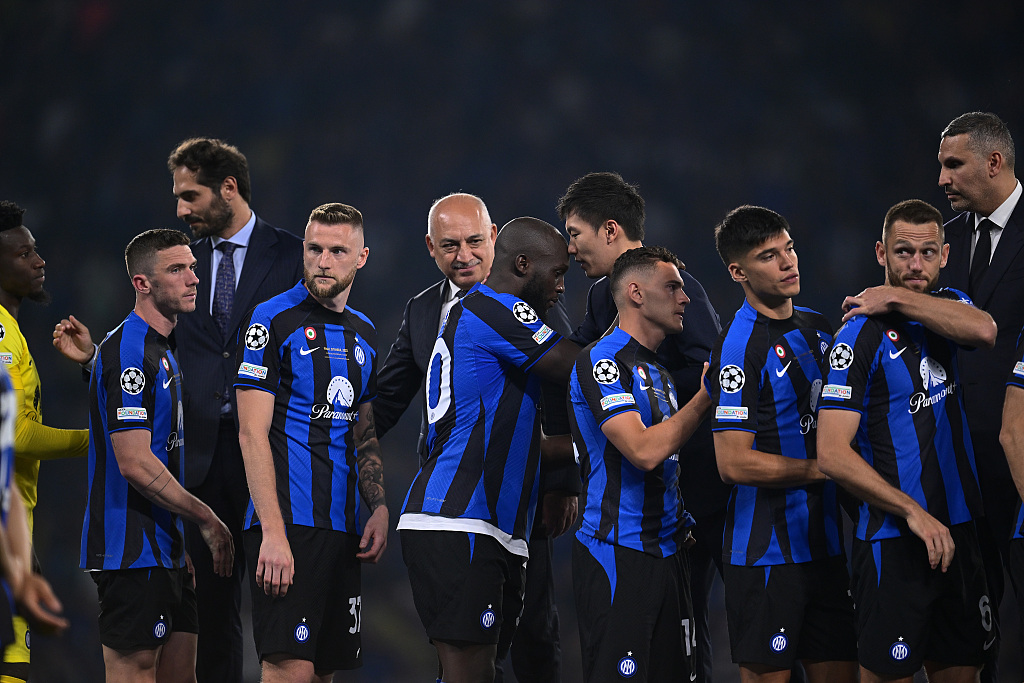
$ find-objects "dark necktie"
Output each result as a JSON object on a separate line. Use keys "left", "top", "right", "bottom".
{"left": 968, "top": 219, "right": 994, "bottom": 298}
{"left": 213, "top": 242, "right": 238, "bottom": 338}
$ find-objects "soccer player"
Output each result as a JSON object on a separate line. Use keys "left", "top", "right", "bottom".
{"left": 0, "top": 200, "right": 87, "bottom": 682}
{"left": 374, "top": 193, "right": 577, "bottom": 682}
{"left": 817, "top": 199, "right": 997, "bottom": 683}
{"left": 235, "top": 203, "right": 387, "bottom": 682}
{"left": 999, "top": 333, "right": 1024, "bottom": 662}
{"left": 569, "top": 246, "right": 711, "bottom": 682}
{"left": 557, "top": 172, "right": 726, "bottom": 683}
{"left": 82, "top": 229, "right": 234, "bottom": 681}
{"left": 707, "top": 206, "right": 856, "bottom": 683}
{"left": 398, "top": 217, "right": 579, "bottom": 683}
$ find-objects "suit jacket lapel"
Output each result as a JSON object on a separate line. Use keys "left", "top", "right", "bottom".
{"left": 414, "top": 281, "right": 446, "bottom": 365}
{"left": 945, "top": 213, "right": 972, "bottom": 290}
{"left": 230, "top": 219, "right": 281, "bottom": 334}
{"left": 974, "top": 205, "right": 1024, "bottom": 307}
{"left": 191, "top": 238, "right": 219, "bottom": 337}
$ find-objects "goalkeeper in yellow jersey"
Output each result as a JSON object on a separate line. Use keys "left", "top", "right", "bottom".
{"left": 0, "top": 201, "right": 87, "bottom": 682}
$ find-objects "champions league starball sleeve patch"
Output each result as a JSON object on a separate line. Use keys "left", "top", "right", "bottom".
{"left": 829, "top": 343, "right": 854, "bottom": 370}
{"left": 592, "top": 359, "right": 620, "bottom": 384}
{"left": 119, "top": 367, "right": 145, "bottom": 395}
{"left": 718, "top": 365, "right": 745, "bottom": 393}
{"left": 245, "top": 323, "right": 270, "bottom": 350}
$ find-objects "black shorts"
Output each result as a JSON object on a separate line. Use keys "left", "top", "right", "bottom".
{"left": 243, "top": 524, "right": 362, "bottom": 672}
{"left": 722, "top": 556, "right": 857, "bottom": 667}
{"left": 400, "top": 530, "right": 525, "bottom": 659}
{"left": 851, "top": 522, "right": 992, "bottom": 676}
{"left": 91, "top": 566, "right": 198, "bottom": 652}
{"left": 572, "top": 533, "right": 695, "bottom": 683}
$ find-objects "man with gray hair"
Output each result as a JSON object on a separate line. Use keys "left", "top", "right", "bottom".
{"left": 938, "top": 112, "right": 1024, "bottom": 679}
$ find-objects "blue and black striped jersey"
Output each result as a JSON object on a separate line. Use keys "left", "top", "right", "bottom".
{"left": 709, "top": 301, "right": 843, "bottom": 566}
{"left": 0, "top": 366, "right": 14, "bottom": 529}
{"left": 1005, "top": 333, "right": 1024, "bottom": 540}
{"left": 569, "top": 327, "right": 693, "bottom": 558}
{"left": 235, "top": 282, "right": 377, "bottom": 535}
{"left": 81, "top": 311, "right": 186, "bottom": 570}
{"left": 398, "top": 282, "right": 564, "bottom": 558}
{"left": 819, "top": 287, "right": 983, "bottom": 541}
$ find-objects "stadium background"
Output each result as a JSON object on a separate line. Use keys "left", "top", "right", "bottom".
{"left": 2, "top": 1, "right": 1023, "bottom": 680}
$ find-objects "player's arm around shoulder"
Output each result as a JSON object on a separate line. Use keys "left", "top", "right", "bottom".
{"left": 842, "top": 285, "right": 996, "bottom": 348}
{"left": 353, "top": 401, "right": 388, "bottom": 564}
{"left": 236, "top": 387, "right": 293, "bottom": 595}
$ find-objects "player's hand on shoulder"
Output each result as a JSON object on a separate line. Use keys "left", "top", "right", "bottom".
{"left": 257, "top": 528, "right": 294, "bottom": 597}
{"left": 906, "top": 506, "right": 955, "bottom": 572}
{"left": 841, "top": 285, "right": 898, "bottom": 322}
{"left": 52, "top": 314, "right": 96, "bottom": 364}
{"left": 357, "top": 505, "right": 389, "bottom": 564}
{"left": 17, "top": 573, "right": 68, "bottom": 636}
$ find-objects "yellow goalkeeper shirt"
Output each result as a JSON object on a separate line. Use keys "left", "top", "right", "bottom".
{"left": 0, "top": 304, "right": 88, "bottom": 533}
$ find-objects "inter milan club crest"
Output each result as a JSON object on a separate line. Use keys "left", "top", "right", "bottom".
{"left": 593, "top": 359, "right": 619, "bottom": 384}
{"left": 829, "top": 343, "right": 854, "bottom": 370}
{"left": 770, "top": 629, "right": 788, "bottom": 652}
{"left": 294, "top": 618, "right": 310, "bottom": 643}
{"left": 512, "top": 301, "right": 538, "bottom": 324}
{"left": 354, "top": 345, "right": 365, "bottom": 366}
{"left": 890, "top": 637, "right": 909, "bottom": 661}
{"left": 719, "top": 365, "right": 745, "bottom": 393}
{"left": 120, "top": 367, "right": 145, "bottom": 395}
{"left": 480, "top": 605, "right": 496, "bottom": 630}
{"left": 245, "top": 323, "right": 270, "bottom": 350}
{"left": 617, "top": 652, "right": 638, "bottom": 678}
{"left": 153, "top": 615, "right": 167, "bottom": 639}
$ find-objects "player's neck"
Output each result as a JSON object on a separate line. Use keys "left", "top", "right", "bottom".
{"left": 307, "top": 283, "right": 351, "bottom": 313}
{"left": 619, "top": 316, "right": 664, "bottom": 353}
{"left": 134, "top": 300, "right": 176, "bottom": 338}
{"left": 0, "top": 291, "right": 20, "bottom": 320}
{"left": 746, "top": 292, "right": 793, "bottom": 320}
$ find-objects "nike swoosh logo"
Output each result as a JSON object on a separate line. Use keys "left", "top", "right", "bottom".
{"left": 300, "top": 347, "right": 320, "bottom": 356}
{"left": 637, "top": 381, "right": 651, "bottom": 391}
{"left": 983, "top": 635, "right": 996, "bottom": 651}
{"left": 162, "top": 377, "right": 173, "bottom": 389}
{"left": 775, "top": 361, "right": 791, "bottom": 378}
{"left": 889, "top": 347, "right": 906, "bottom": 359}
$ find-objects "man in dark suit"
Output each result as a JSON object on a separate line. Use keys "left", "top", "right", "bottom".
{"left": 169, "top": 138, "right": 303, "bottom": 682}
{"left": 937, "top": 111, "right": 1024, "bottom": 681}
{"left": 375, "top": 193, "right": 578, "bottom": 683}
{"left": 557, "top": 172, "right": 725, "bottom": 683}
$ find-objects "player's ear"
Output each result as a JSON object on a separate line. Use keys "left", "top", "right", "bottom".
{"left": 874, "top": 241, "right": 886, "bottom": 267}
{"left": 727, "top": 262, "right": 745, "bottom": 283}
{"left": 132, "top": 273, "right": 150, "bottom": 294}
{"left": 939, "top": 242, "right": 949, "bottom": 269}
{"left": 628, "top": 281, "right": 642, "bottom": 305}
{"left": 514, "top": 254, "right": 530, "bottom": 277}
